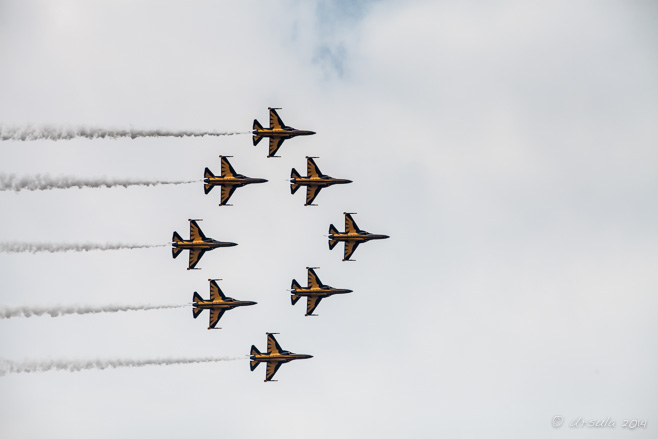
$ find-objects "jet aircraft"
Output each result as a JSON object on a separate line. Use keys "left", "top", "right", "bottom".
{"left": 203, "top": 156, "right": 267, "bottom": 205}
{"left": 328, "top": 213, "right": 390, "bottom": 261}
{"left": 290, "top": 267, "right": 352, "bottom": 316}
{"left": 252, "top": 107, "right": 315, "bottom": 158}
{"left": 172, "top": 219, "right": 237, "bottom": 270}
{"left": 192, "top": 279, "right": 257, "bottom": 329}
{"left": 249, "top": 333, "right": 312, "bottom": 382}
{"left": 290, "top": 157, "right": 352, "bottom": 206}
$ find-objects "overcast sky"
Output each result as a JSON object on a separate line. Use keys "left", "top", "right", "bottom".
{"left": 0, "top": 1, "right": 657, "bottom": 438}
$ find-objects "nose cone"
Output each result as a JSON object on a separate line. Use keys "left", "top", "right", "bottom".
{"left": 244, "top": 301, "right": 257, "bottom": 306}
{"left": 225, "top": 241, "right": 238, "bottom": 247}
{"left": 254, "top": 178, "right": 268, "bottom": 184}
{"left": 337, "top": 289, "right": 353, "bottom": 294}
{"left": 299, "top": 354, "right": 313, "bottom": 360}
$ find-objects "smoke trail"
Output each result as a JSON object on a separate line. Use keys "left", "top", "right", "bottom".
{"left": 0, "top": 304, "right": 187, "bottom": 319}
{"left": 0, "top": 125, "right": 249, "bottom": 141}
{"left": 0, "top": 173, "right": 199, "bottom": 192}
{"left": 0, "top": 356, "right": 245, "bottom": 376}
{"left": 0, "top": 242, "right": 167, "bottom": 254}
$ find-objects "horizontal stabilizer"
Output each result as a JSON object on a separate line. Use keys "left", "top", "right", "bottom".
{"left": 291, "top": 168, "right": 301, "bottom": 180}
{"left": 172, "top": 246, "right": 183, "bottom": 259}
{"left": 328, "top": 224, "right": 339, "bottom": 236}
{"left": 328, "top": 239, "right": 339, "bottom": 250}
{"left": 172, "top": 231, "right": 183, "bottom": 243}
{"left": 290, "top": 183, "right": 300, "bottom": 194}
{"left": 204, "top": 167, "right": 215, "bottom": 179}
{"left": 192, "top": 292, "right": 203, "bottom": 303}
{"left": 192, "top": 306, "right": 203, "bottom": 319}
{"left": 250, "top": 359, "right": 260, "bottom": 371}
{"left": 291, "top": 279, "right": 302, "bottom": 291}
{"left": 204, "top": 183, "right": 214, "bottom": 194}
{"left": 291, "top": 294, "right": 301, "bottom": 305}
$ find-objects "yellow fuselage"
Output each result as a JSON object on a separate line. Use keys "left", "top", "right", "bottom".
{"left": 329, "top": 232, "right": 369, "bottom": 242}
{"left": 206, "top": 176, "right": 247, "bottom": 186}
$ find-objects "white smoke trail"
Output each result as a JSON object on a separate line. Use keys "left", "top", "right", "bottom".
{"left": 0, "top": 173, "right": 199, "bottom": 192}
{"left": 0, "top": 304, "right": 187, "bottom": 319}
{"left": 0, "top": 242, "right": 167, "bottom": 254}
{"left": 0, "top": 356, "right": 245, "bottom": 376}
{"left": 0, "top": 125, "right": 249, "bottom": 141}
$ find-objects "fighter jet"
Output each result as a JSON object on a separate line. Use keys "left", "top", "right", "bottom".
{"left": 252, "top": 107, "right": 316, "bottom": 158}
{"left": 171, "top": 219, "right": 237, "bottom": 270}
{"left": 328, "top": 213, "right": 390, "bottom": 261}
{"left": 203, "top": 156, "right": 268, "bottom": 206}
{"left": 290, "top": 267, "right": 352, "bottom": 316}
{"left": 192, "top": 279, "right": 257, "bottom": 329}
{"left": 249, "top": 333, "right": 312, "bottom": 382}
{"left": 290, "top": 157, "right": 352, "bottom": 206}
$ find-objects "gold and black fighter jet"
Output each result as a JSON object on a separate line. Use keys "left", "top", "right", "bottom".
{"left": 290, "top": 267, "right": 352, "bottom": 316}
{"left": 290, "top": 157, "right": 352, "bottom": 206}
{"left": 192, "top": 279, "right": 257, "bottom": 329}
{"left": 171, "top": 219, "right": 237, "bottom": 270}
{"left": 252, "top": 107, "right": 316, "bottom": 158}
{"left": 203, "top": 156, "right": 267, "bottom": 206}
{"left": 328, "top": 213, "right": 390, "bottom": 261}
{"left": 249, "top": 333, "right": 312, "bottom": 382}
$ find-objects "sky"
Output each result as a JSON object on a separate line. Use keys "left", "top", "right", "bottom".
{"left": 0, "top": 1, "right": 657, "bottom": 438}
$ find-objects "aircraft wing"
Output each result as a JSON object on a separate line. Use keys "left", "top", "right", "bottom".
{"left": 267, "top": 333, "right": 283, "bottom": 354}
{"left": 209, "top": 280, "right": 226, "bottom": 301}
{"left": 343, "top": 241, "right": 360, "bottom": 261}
{"left": 220, "top": 157, "right": 237, "bottom": 178}
{"left": 190, "top": 220, "right": 207, "bottom": 241}
{"left": 265, "top": 361, "right": 283, "bottom": 381}
{"left": 208, "top": 308, "right": 225, "bottom": 329}
{"left": 305, "top": 186, "right": 322, "bottom": 205}
{"left": 307, "top": 268, "right": 322, "bottom": 289}
{"left": 268, "top": 137, "right": 285, "bottom": 157}
{"left": 306, "top": 297, "right": 322, "bottom": 315}
{"left": 307, "top": 157, "right": 322, "bottom": 178}
{"left": 221, "top": 185, "right": 238, "bottom": 205}
{"left": 269, "top": 108, "right": 285, "bottom": 130}
{"left": 188, "top": 249, "right": 207, "bottom": 270}
{"left": 345, "top": 213, "right": 361, "bottom": 234}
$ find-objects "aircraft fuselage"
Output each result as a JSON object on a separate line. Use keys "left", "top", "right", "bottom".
{"left": 172, "top": 239, "right": 237, "bottom": 250}
{"left": 193, "top": 300, "right": 257, "bottom": 310}
{"left": 253, "top": 128, "right": 315, "bottom": 139}
{"left": 328, "top": 232, "right": 389, "bottom": 242}
{"left": 250, "top": 352, "right": 313, "bottom": 364}
{"left": 291, "top": 176, "right": 352, "bottom": 187}
{"left": 293, "top": 287, "right": 352, "bottom": 297}
{"left": 204, "top": 176, "right": 267, "bottom": 188}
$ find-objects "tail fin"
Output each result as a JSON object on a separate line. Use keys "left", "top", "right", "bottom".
{"left": 291, "top": 294, "right": 301, "bottom": 305}
{"left": 290, "top": 168, "right": 301, "bottom": 194}
{"left": 328, "top": 239, "right": 339, "bottom": 250}
{"left": 250, "top": 345, "right": 261, "bottom": 371}
{"left": 329, "top": 224, "right": 339, "bottom": 235}
{"left": 291, "top": 279, "right": 302, "bottom": 291}
{"left": 192, "top": 292, "right": 204, "bottom": 318}
{"left": 252, "top": 120, "right": 263, "bottom": 146}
